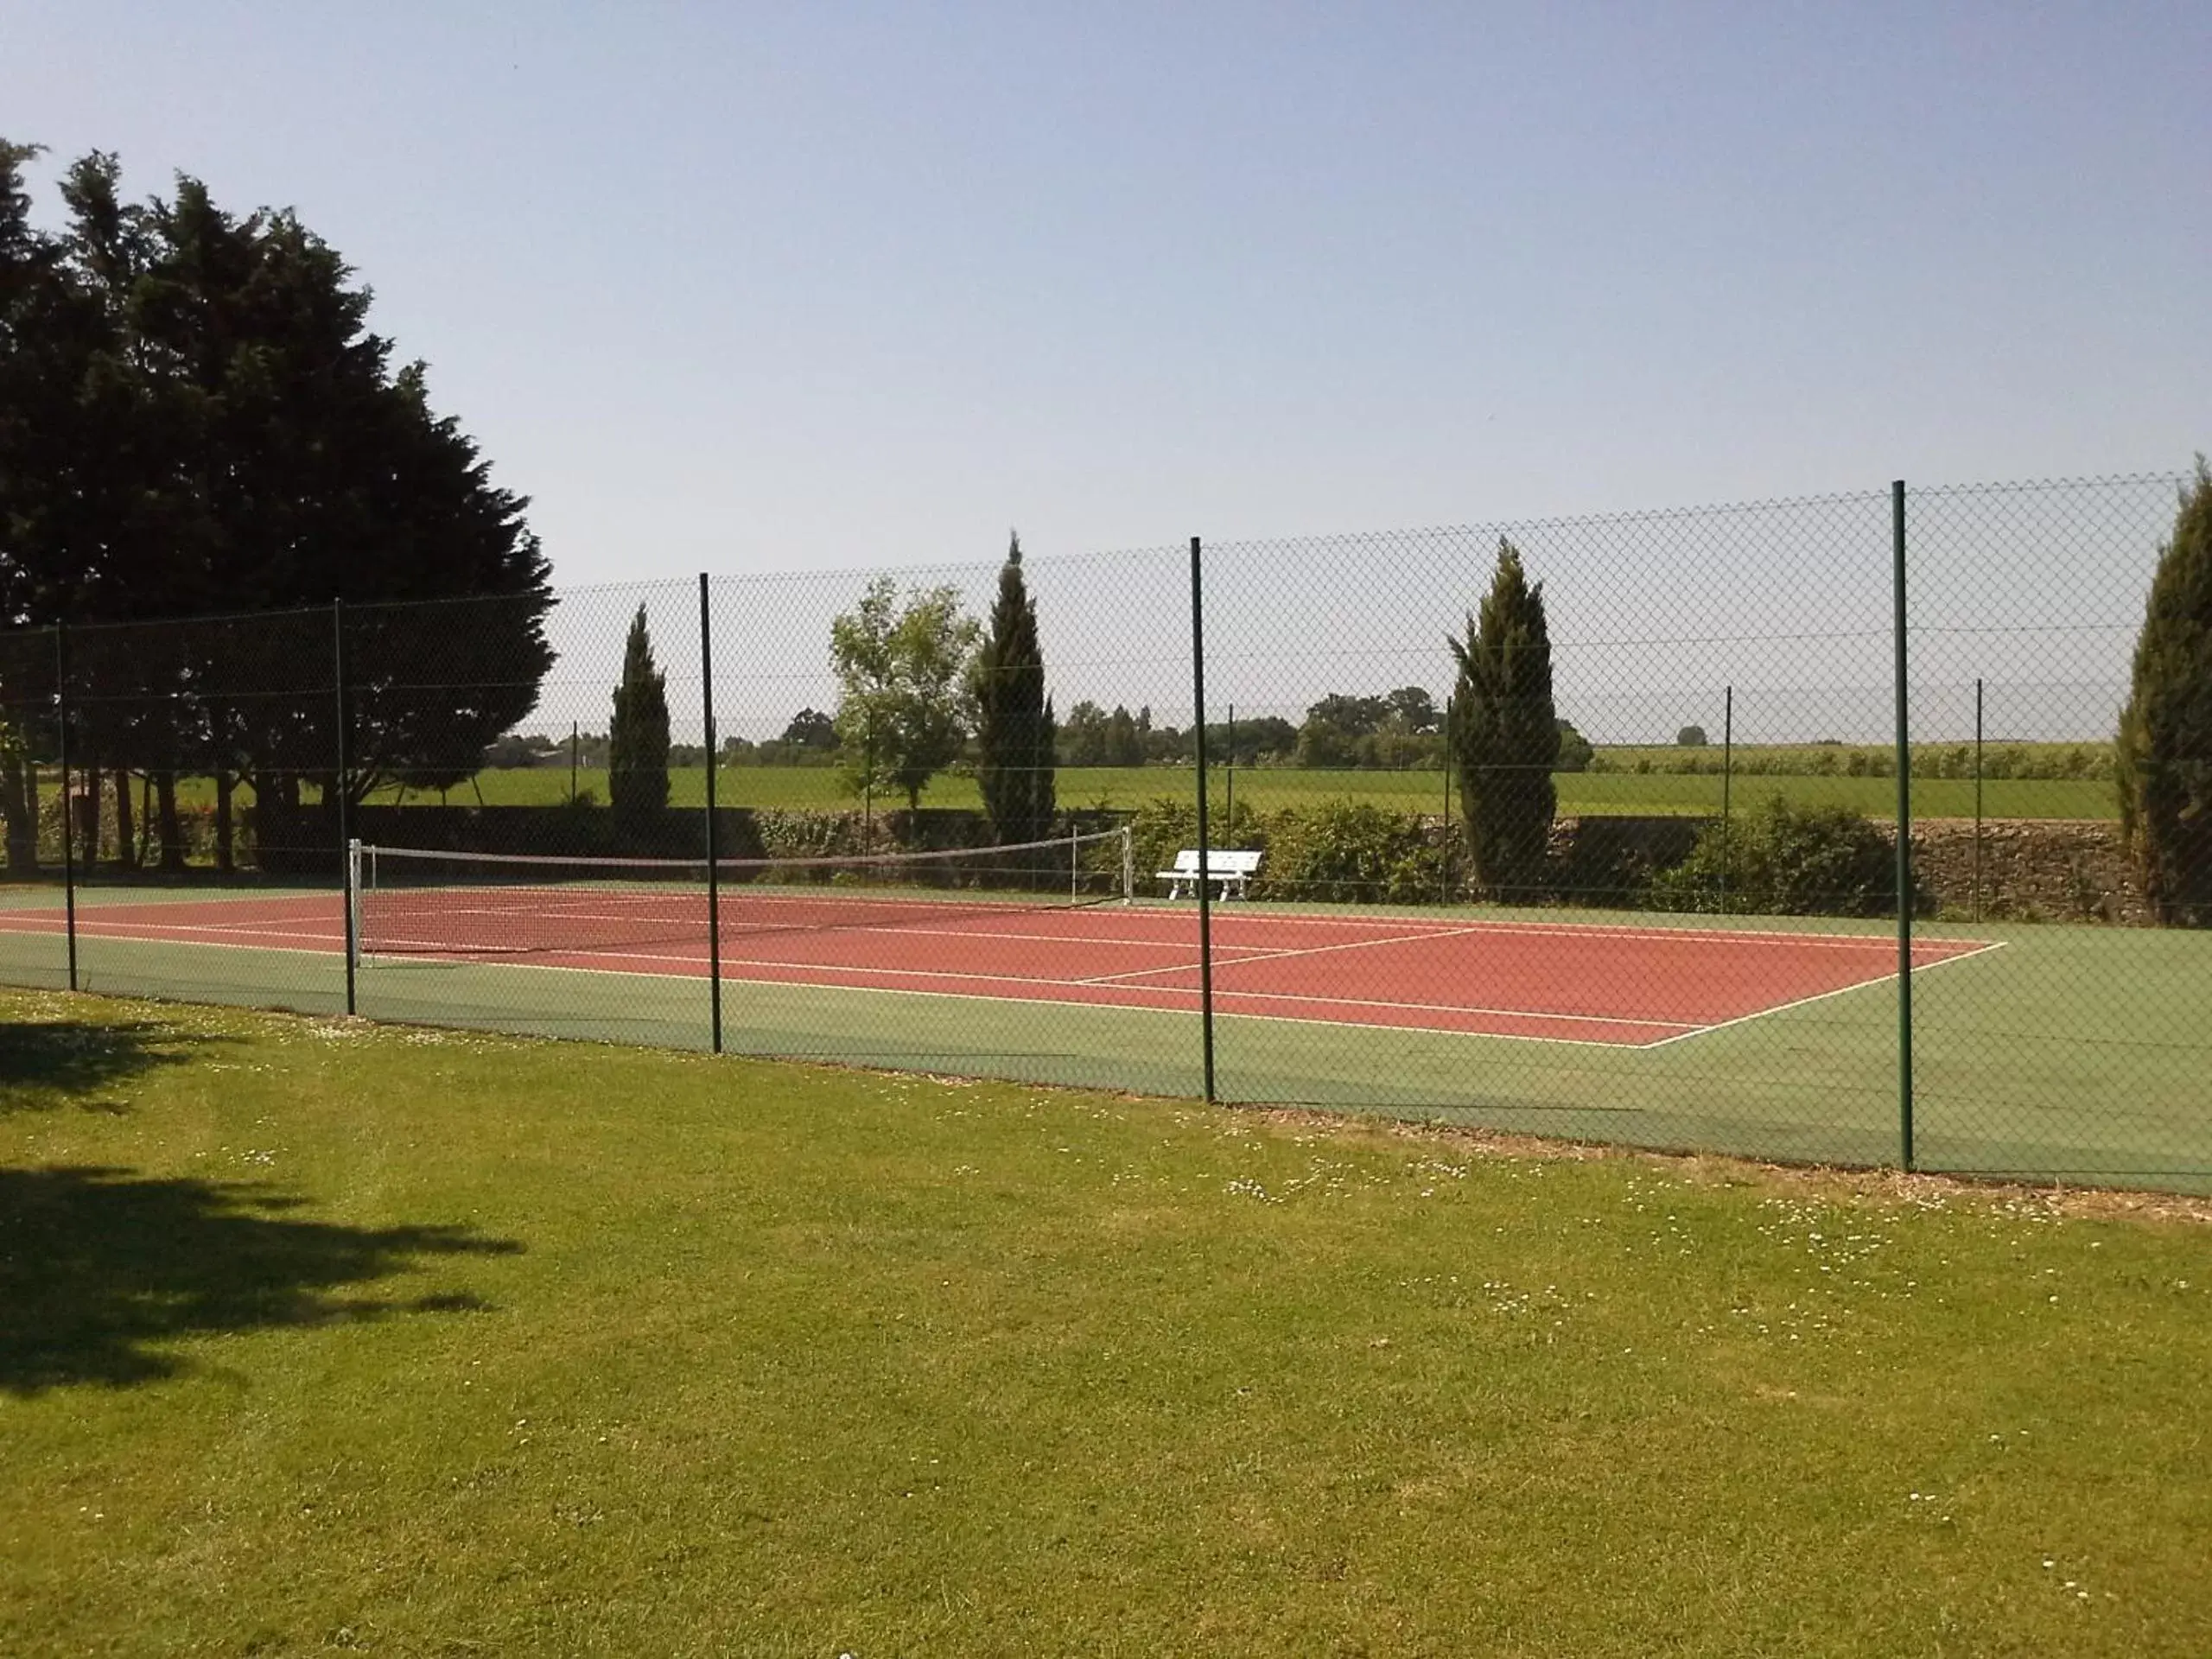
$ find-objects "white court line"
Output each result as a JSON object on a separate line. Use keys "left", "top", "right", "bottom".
{"left": 20, "top": 890, "right": 1996, "bottom": 958}
{"left": 0, "top": 922, "right": 336, "bottom": 962}
{"left": 0, "top": 914, "right": 342, "bottom": 947}
{"left": 1640, "top": 939, "right": 2011, "bottom": 1049}
{"left": 1188, "top": 906, "right": 1999, "bottom": 955}
{"left": 364, "top": 950, "right": 1683, "bottom": 1049}
{"left": 1078, "top": 924, "right": 1495, "bottom": 985}
{"left": 365, "top": 918, "right": 1193, "bottom": 961}
{"left": 378, "top": 887, "right": 1989, "bottom": 956}
{"left": 368, "top": 938, "right": 1700, "bottom": 1035}
{"left": 17, "top": 899, "right": 1993, "bottom": 982}
{"left": 1192, "top": 982, "right": 1694, "bottom": 1032}
{"left": 2, "top": 903, "right": 1184, "bottom": 968}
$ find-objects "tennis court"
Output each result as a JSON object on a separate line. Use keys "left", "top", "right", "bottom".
{"left": 0, "top": 877, "right": 1993, "bottom": 1048}
{"left": 10, "top": 872, "right": 2212, "bottom": 1189}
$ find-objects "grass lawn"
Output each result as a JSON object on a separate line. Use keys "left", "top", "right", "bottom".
{"left": 365, "top": 764, "right": 2118, "bottom": 821}
{"left": 3, "top": 990, "right": 2209, "bottom": 1655}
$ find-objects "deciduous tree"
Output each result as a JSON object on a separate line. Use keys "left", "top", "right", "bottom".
{"left": 830, "top": 579, "right": 978, "bottom": 820}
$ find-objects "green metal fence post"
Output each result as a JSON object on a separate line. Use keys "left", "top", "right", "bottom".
{"left": 1973, "top": 677, "right": 1984, "bottom": 923}
{"left": 1189, "top": 535, "right": 1216, "bottom": 1103}
{"left": 1719, "top": 684, "right": 1733, "bottom": 915}
{"left": 700, "top": 574, "right": 723, "bottom": 1055}
{"left": 1892, "top": 480, "right": 1915, "bottom": 1172}
{"left": 334, "top": 600, "right": 356, "bottom": 1016}
{"left": 54, "top": 622, "right": 77, "bottom": 993}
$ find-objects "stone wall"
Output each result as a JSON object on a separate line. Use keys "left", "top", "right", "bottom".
{"left": 1903, "top": 818, "right": 2145, "bottom": 925}
{"left": 1528, "top": 813, "right": 2147, "bottom": 923}
{"left": 1542, "top": 815, "right": 1704, "bottom": 908}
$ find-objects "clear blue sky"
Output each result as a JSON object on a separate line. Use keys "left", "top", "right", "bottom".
{"left": 4, "top": 2, "right": 2205, "bottom": 590}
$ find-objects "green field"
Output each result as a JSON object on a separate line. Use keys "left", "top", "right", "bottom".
{"left": 3, "top": 885, "right": 2205, "bottom": 1191}
{"left": 3, "top": 988, "right": 2207, "bottom": 1655}
{"left": 1593, "top": 741, "right": 2116, "bottom": 782}
{"left": 363, "top": 762, "right": 2118, "bottom": 821}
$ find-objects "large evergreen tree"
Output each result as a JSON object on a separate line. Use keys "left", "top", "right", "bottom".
{"left": 2117, "top": 460, "right": 2212, "bottom": 926}
{"left": 0, "top": 141, "right": 69, "bottom": 869}
{"left": 970, "top": 532, "right": 1056, "bottom": 846}
{"left": 1448, "top": 539, "right": 1560, "bottom": 901}
{"left": 609, "top": 607, "right": 671, "bottom": 840}
{"left": 0, "top": 142, "right": 554, "bottom": 871}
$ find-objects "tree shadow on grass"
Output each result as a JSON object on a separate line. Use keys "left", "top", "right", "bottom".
{"left": 0, "top": 1018, "right": 222, "bottom": 1114}
{"left": 0, "top": 1166, "right": 523, "bottom": 1395}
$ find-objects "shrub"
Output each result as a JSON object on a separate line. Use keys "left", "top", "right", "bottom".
{"left": 1251, "top": 802, "right": 1444, "bottom": 906}
{"left": 1675, "top": 725, "right": 1708, "bottom": 747}
{"left": 754, "top": 808, "right": 873, "bottom": 861}
{"left": 1646, "top": 795, "right": 1916, "bottom": 917}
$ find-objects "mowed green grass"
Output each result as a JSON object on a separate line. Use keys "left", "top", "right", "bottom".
{"left": 3, "top": 990, "right": 2209, "bottom": 1656}
{"left": 366, "top": 763, "right": 2117, "bottom": 820}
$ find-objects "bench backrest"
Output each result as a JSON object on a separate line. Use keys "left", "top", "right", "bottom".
{"left": 1170, "top": 849, "right": 1263, "bottom": 875}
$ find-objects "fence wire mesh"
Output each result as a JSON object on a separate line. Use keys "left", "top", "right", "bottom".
{"left": 0, "top": 474, "right": 2202, "bottom": 1192}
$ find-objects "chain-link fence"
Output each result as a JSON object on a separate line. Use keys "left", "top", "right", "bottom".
{"left": 0, "top": 473, "right": 2202, "bottom": 1192}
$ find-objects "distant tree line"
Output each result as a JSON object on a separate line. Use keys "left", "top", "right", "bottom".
{"left": 532, "top": 687, "right": 1591, "bottom": 781}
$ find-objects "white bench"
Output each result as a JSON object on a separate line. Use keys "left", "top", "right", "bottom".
{"left": 1155, "top": 848, "right": 1263, "bottom": 900}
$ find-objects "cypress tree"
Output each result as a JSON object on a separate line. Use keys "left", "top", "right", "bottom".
{"left": 2117, "top": 460, "right": 2212, "bottom": 926}
{"left": 1449, "top": 539, "right": 1560, "bottom": 901}
{"left": 971, "top": 532, "right": 1056, "bottom": 846}
{"left": 609, "top": 606, "right": 670, "bottom": 842}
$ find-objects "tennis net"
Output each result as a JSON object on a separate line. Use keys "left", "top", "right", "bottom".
{"left": 349, "top": 828, "right": 1135, "bottom": 966}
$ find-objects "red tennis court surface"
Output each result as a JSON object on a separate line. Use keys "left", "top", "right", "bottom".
{"left": 0, "top": 891, "right": 2000, "bottom": 1048}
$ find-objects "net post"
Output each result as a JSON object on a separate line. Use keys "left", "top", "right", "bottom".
{"left": 1121, "top": 825, "right": 1134, "bottom": 905}
{"left": 1070, "top": 823, "right": 1078, "bottom": 901}
{"left": 54, "top": 623, "right": 77, "bottom": 992}
{"left": 1892, "top": 480, "right": 1915, "bottom": 1173}
{"left": 1189, "top": 534, "right": 1216, "bottom": 1103}
{"left": 700, "top": 573, "right": 723, "bottom": 1055}
{"left": 1440, "top": 690, "right": 1452, "bottom": 906}
{"left": 334, "top": 599, "right": 355, "bottom": 1016}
